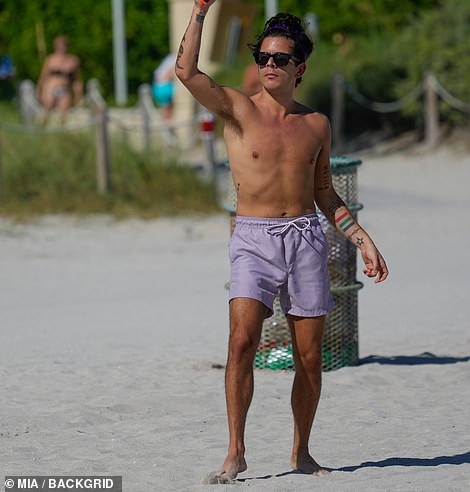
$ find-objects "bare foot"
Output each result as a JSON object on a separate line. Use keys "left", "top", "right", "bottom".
{"left": 202, "top": 454, "right": 247, "bottom": 484}
{"left": 291, "top": 453, "right": 330, "bottom": 476}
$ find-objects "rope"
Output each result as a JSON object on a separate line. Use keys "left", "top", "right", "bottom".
{"left": 0, "top": 112, "right": 195, "bottom": 136}
{"left": 108, "top": 114, "right": 198, "bottom": 133}
{"left": 0, "top": 117, "right": 100, "bottom": 134}
{"left": 343, "top": 80, "right": 424, "bottom": 113}
{"left": 429, "top": 75, "right": 470, "bottom": 114}
{"left": 343, "top": 74, "right": 470, "bottom": 115}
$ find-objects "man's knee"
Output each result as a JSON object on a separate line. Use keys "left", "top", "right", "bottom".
{"left": 296, "top": 344, "right": 322, "bottom": 373}
{"left": 228, "top": 330, "right": 259, "bottom": 362}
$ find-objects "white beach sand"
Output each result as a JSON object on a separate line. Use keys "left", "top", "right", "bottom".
{"left": 1, "top": 144, "right": 469, "bottom": 491}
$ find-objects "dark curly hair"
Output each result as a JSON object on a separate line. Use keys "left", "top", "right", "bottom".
{"left": 248, "top": 13, "right": 314, "bottom": 87}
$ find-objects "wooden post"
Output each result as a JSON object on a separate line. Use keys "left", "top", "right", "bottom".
{"left": 331, "top": 72, "right": 345, "bottom": 155}
{"left": 138, "top": 84, "right": 152, "bottom": 155}
{"left": 19, "top": 80, "right": 37, "bottom": 126}
{"left": 87, "top": 79, "right": 111, "bottom": 193}
{"left": 424, "top": 71, "right": 439, "bottom": 148}
{"left": 96, "top": 105, "right": 110, "bottom": 193}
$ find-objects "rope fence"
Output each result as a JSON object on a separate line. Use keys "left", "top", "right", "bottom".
{"left": 0, "top": 117, "right": 99, "bottom": 134}
{"left": 343, "top": 79, "right": 424, "bottom": 114}
{"left": 331, "top": 71, "right": 470, "bottom": 152}
{"left": 0, "top": 79, "right": 201, "bottom": 195}
{"left": 428, "top": 75, "right": 470, "bottom": 114}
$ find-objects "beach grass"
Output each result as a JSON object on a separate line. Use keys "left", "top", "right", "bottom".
{"left": 0, "top": 127, "right": 219, "bottom": 219}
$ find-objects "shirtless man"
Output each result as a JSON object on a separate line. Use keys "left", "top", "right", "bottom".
{"left": 176, "top": 2, "right": 388, "bottom": 483}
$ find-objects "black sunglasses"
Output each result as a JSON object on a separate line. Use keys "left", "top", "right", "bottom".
{"left": 253, "top": 51, "right": 299, "bottom": 67}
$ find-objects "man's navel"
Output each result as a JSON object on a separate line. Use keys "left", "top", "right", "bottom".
{"left": 252, "top": 151, "right": 259, "bottom": 159}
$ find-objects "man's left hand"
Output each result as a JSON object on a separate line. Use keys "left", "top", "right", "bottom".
{"left": 360, "top": 243, "right": 389, "bottom": 283}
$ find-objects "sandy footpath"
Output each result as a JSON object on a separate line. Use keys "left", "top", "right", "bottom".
{"left": 1, "top": 145, "right": 469, "bottom": 491}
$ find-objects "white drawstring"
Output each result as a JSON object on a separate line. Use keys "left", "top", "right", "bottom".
{"left": 265, "top": 216, "right": 311, "bottom": 235}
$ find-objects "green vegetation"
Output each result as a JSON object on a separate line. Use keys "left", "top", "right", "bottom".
{"left": 394, "top": 0, "right": 470, "bottom": 125}
{"left": 0, "top": 0, "right": 170, "bottom": 100}
{"left": 2, "top": 0, "right": 467, "bottom": 131}
{"left": 0, "top": 128, "right": 219, "bottom": 219}
{"left": 249, "top": 0, "right": 438, "bottom": 39}
{"left": 1, "top": 1, "right": 469, "bottom": 219}
{"left": 218, "top": 1, "right": 470, "bottom": 136}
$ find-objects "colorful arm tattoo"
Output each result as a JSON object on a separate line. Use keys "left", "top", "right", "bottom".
{"left": 335, "top": 212, "right": 366, "bottom": 248}
{"left": 336, "top": 211, "right": 355, "bottom": 233}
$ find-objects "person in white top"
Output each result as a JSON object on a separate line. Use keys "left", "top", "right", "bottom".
{"left": 152, "top": 53, "right": 176, "bottom": 120}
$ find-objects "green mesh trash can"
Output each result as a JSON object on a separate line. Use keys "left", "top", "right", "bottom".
{"left": 224, "top": 156, "right": 363, "bottom": 371}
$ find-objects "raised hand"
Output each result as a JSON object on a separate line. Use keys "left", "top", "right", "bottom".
{"left": 195, "top": 0, "right": 217, "bottom": 7}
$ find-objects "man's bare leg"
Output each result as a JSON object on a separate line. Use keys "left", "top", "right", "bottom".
{"left": 212, "top": 297, "right": 265, "bottom": 482}
{"left": 288, "top": 315, "right": 330, "bottom": 476}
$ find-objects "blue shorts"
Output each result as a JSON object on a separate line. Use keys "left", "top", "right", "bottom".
{"left": 229, "top": 214, "right": 334, "bottom": 318}
{"left": 152, "top": 81, "right": 174, "bottom": 107}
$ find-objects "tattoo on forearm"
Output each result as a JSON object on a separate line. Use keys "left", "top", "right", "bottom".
{"left": 346, "top": 226, "right": 365, "bottom": 248}
{"left": 349, "top": 228, "right": 360, "bottom": 239}
{"left": 336, "top": 211, "right": 355, "bottom": 233}
{"left": 326, "top": 196, "right": 345, "bottom": 217}
{"left": 195, "top": 13, "right": 205, "bottom": 23}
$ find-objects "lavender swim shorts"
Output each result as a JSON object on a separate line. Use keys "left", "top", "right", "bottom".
{"left": 229, "top": 214, "right": 334, "bottom": 318}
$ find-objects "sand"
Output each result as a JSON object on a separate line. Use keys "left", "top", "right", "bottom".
{"left": 1, "top": 144, "right": 469, "bottom": 491}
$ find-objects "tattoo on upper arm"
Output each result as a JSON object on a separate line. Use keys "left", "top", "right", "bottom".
{"left": 176, "top": 43, "right": 184, "bottom": 69}
{"left": 176, "top": 29, "right": 188, "bottom": 70}
{"left": 317, "top": 162, "right": 331, "bottom": 191}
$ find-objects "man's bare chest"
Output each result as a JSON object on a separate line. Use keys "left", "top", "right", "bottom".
{"left": 242, "top": 117, "right": 321, "bottom": 164}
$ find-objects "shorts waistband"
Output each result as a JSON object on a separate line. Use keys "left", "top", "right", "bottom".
{"left": 235, "top": 213, "right": 319, "bottom": 228}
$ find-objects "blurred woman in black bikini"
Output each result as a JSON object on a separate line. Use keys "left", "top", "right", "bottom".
{"left": 37, "top": 35, "right": 83, "bottom": 123}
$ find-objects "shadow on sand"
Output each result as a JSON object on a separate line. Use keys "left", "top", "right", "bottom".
{"left": 337, "top": 451, "right": 470, "bottom": 472}
{"left": 237, "top": 451, "right": 470, "bottom": 482}
{"left": 360, "top": 352, "right": 470, "bottom": 366}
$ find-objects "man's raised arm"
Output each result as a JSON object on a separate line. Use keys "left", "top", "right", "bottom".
{"left": 175, "top": 0, "right": 242, "bottom": 118}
